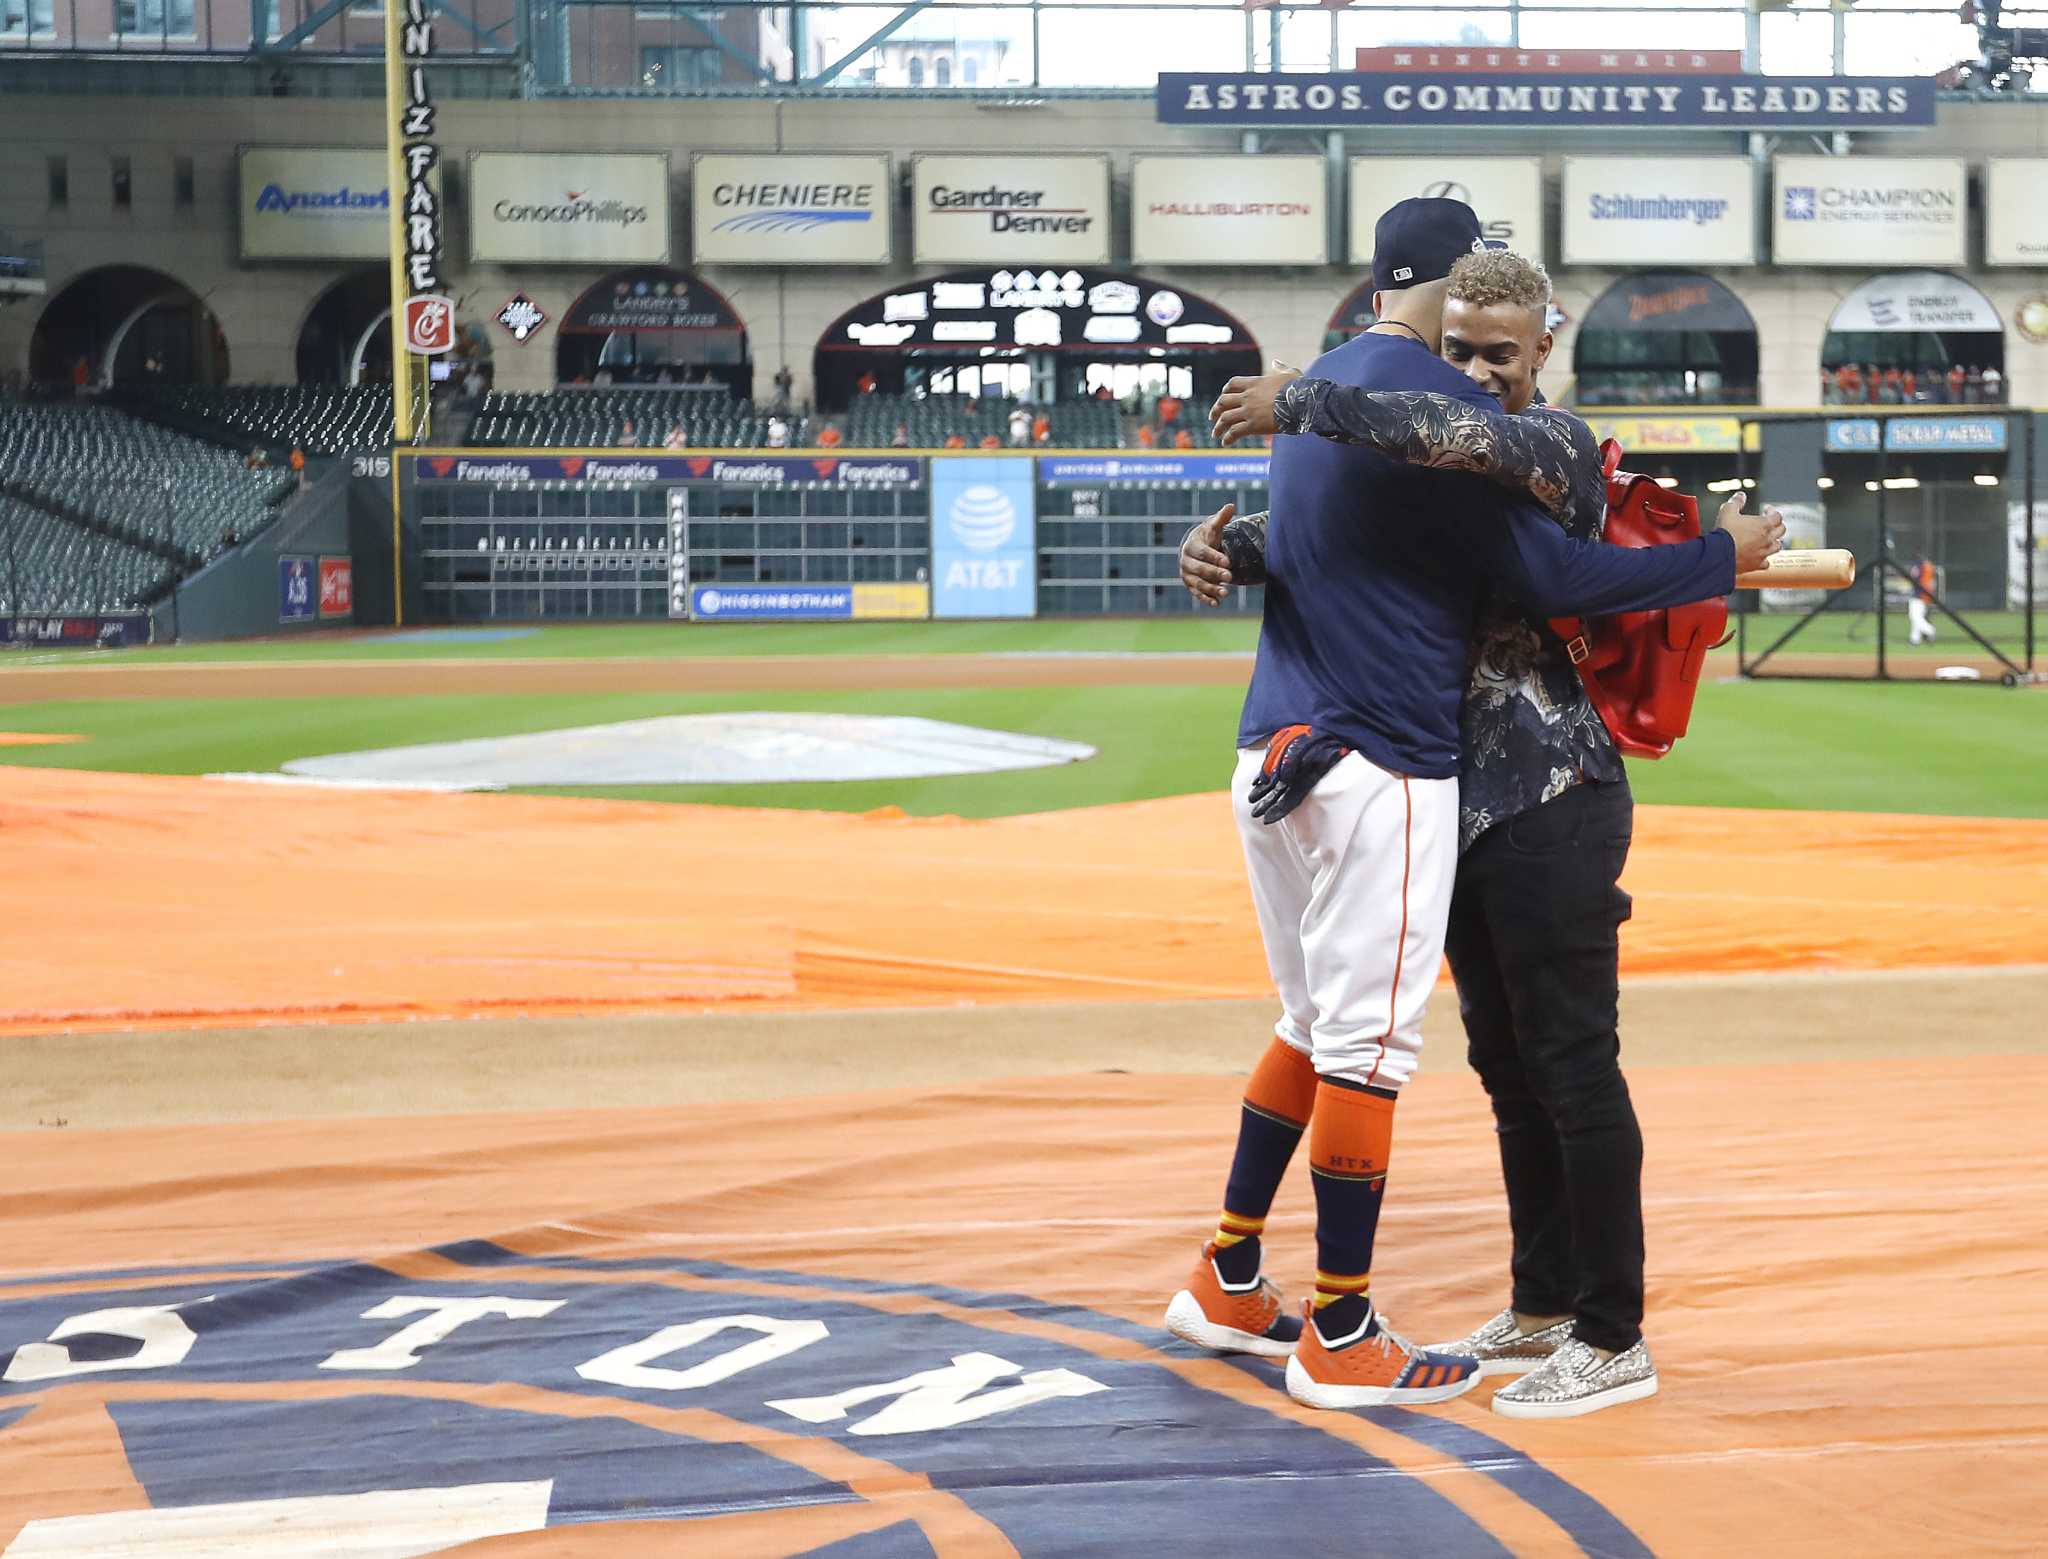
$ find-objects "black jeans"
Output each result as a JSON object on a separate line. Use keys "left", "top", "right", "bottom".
{"left": 1444, "top": 776, "right": 1645, "bottom": 1354}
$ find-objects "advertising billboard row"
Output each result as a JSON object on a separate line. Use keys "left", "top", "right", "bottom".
{"left": 240, "top": 147, "right": 2034, "bottom": 270}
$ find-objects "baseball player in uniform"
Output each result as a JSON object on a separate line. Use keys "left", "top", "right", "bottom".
{"left": 1193, "top": 247, "right": 1784, "bottom": 1416}
{"left": 1161, "top": 204, "right": 1776, "bottom": 1411}
{"left": 1909, "top": 555, "right": 1938, "bottom": 644}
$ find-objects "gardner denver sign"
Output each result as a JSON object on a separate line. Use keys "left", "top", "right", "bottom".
{"left": 1156, "top": 73, "right": 1935, "bottom": 130}
{"left": 912, "top": 156, "right": 1111, "bottom": 266}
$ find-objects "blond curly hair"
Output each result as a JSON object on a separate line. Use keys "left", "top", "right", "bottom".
{"left": 1446, "top": 249, "right": 1552, "bottom": 314}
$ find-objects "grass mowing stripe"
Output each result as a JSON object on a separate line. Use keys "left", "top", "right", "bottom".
{"left": 2, "top": 677, "right": 2042, "bottom": 822}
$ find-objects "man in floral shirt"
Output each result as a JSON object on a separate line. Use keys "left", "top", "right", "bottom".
{"left": 1187, "top": 248, "right": 1779, "bottom": 1417}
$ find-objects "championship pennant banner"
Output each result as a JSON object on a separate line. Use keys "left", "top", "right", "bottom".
{"left": 1157, "top": 74, "right": 1935, "bottom": 130}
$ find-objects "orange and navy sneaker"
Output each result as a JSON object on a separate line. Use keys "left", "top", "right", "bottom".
{"left": 1163, "top": 1241, "right": 1304, "bottom": 1359}
{"left": 1285, "top": 1301, "right": 1482, "bottom": 1409}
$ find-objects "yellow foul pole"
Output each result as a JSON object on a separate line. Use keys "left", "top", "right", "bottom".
{"left": 383, "top": 0, "right": 412, "bottom": 623}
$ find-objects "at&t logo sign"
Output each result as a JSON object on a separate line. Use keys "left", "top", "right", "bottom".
{"left": 945, "top": 484, "right": 1022, "bottom": 591}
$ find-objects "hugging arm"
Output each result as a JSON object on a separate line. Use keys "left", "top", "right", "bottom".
{"left": 1274, "top": 379, "right": 1601, "bottom": 525}
{"left": 1481, "top": 501, "right": 1735, "bottom": 617}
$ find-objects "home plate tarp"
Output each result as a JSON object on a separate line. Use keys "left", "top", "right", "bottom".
{"left": 277, "top": 714, "right": 1096, "bottom": 789}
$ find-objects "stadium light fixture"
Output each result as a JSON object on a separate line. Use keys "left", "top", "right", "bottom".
{"left": 1817, "top": 477, "right": 1835, "bottom": 489}
{"left": 1974, "top": 474, "right": 2000, "bottom": 486}
{"left": 1882, "top": 477, "right": 1921, "bottom": 490}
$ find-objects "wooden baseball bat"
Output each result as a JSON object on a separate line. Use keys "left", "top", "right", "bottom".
{"left": 1734, "top": 548, "right": 1856, "bottom": 590}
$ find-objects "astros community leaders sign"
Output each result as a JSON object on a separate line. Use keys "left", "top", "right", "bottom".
{"left": 692, "top": 153, "right": 893, "bottom": 265}
{"left": 912, "top": 155, "right": 1110, "bottom": 267}
{"left": 1156, "top": 73, "right": 1934, "bottom": 129}
{"left": 468, "top": 152, "right": 670, "bottom": 265}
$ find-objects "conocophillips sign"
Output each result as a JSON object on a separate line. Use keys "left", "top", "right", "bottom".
{"left": 468, "top": 152, "right": 671, "bottom": 265}
{"left": 240, "top": 148, "right": 437, "bottom": 262}
{"left": 692, "top": 154, "right": 893, "bottom": 266}
{"left": 912, "top": 156, "right": 1110, "bottom": 266}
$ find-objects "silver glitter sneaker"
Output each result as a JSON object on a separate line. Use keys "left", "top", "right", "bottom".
{"left": 1426, "top": 1309, "right": 1574, "bottom": 1378}
{"left": 1491, "top": 1337, "right": 1658, "bottom": 1419}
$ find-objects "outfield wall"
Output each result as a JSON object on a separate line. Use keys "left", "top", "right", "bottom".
{"left": 384, "top": 415, "right": 2043, "bottom": 628}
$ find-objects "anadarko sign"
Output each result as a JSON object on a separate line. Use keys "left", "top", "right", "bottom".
{"left": 1131, "top": 156, "right": 1326, "bottom": 267}
{"left": 240, "top": 148, "right": 435, "bottom": 262}
{"left": 1772, "top": 157, "right": 1965, "bottom": 267}
{"left": 469, "top": 152, "right": 671, "bottom": 265}
{"left": 912, "top": 156, "right": 1110, "bottom": 266}
{"left": 1156, "top": 74, "right": 1934, "bottom": 129}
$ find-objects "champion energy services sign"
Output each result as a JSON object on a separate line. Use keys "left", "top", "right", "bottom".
{"left": 1772, "top": 157, "right": 1965, "bottom": 267}
{"left": 1561, "top": 157, "right": 1756, "bottom": 266}
{"left": 239, "top": 148, "right": 423, "bottom": 261}
{"left": 912, "top": 156, "right": 1111, "bottom": 267}
{"left": 692, "top": 154, "right": 893, "bottom": 265}
{"left": 1131, "top": 156, "right": 1326, "bottom": 267}
{"left": 1156, "top": 74, "right": 1934, "bottom": 130}
{"left": 468, "top": 152, "right": 671, "bottom": 265}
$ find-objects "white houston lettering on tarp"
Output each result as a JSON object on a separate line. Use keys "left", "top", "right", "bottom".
{"left": 3, "top": 1482, "right": 552, "bottom": 1558}
{"left": 276, "top": 713, "right": 1095, "bottom": 789}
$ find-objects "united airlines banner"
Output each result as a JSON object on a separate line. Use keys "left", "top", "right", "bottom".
{"left": 1771, "top": 157, "right": 1966, "bottom": 267}
{"left": 692, "top": 153, "right": 894, "bottom": 266}
{"left": 1561, "top": 157, "right": 1756, "bottom": 266}
{"left": 1156, "top": 74, "right": 1935, "bottom": 130}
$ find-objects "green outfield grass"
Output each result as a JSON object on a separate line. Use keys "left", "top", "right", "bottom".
{"left": 1737, "top": 607, "right": 2037, "bottom": 662}
{"left": 54, "top": 617, "right": 1265, "bottom": 664}
{"left": 3, "top": 671, "right": 2042, "bottom": 821}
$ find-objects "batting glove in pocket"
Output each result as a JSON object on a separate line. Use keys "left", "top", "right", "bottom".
{"left": 1247, "top": 724, "right": 1351, "bottom": 825}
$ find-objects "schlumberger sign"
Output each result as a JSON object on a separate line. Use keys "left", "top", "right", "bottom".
{"left": 1156, "top": 74, "right": 1936, "bottom": 130}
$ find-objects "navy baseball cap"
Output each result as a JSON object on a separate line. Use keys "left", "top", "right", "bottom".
{"left": 1371, "top": 197, "right": 1486, "bottom": 290}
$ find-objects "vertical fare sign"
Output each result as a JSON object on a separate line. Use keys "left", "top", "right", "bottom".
{"left": 385, "top": 0, "right": 441, "bottom": 442}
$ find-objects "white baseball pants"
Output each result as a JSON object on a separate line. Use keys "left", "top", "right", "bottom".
{"left": 1233, "top": 746, "right": 1459, "bottom": 1092}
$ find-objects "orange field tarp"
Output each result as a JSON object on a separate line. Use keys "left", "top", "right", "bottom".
{"left": 1, "top": 1058, "right": 2043, "bottom": 1553}
{"left": 2, "top": 767, "right": 2044, "bottom": 1034}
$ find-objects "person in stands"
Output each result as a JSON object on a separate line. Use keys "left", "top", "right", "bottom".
{"left": 980, "top": 432, "right": 1001, "bottom": 449}
{"left": 1983, "top": 363, "right": 2003, "bottom": 402}
{"left": 1834, "top": 361, "right": 1862, "bottom": 405}
{"left": 664, "top": 421, "right": 688, "bottom": 449}
{"left": 1173, "top": 425, "right": 1195, "bottom": 450}
{"left": 617, "top": 419, "right": 637, "bottom": 447}
{"left": 1008, "top": 406, "right": 1032, "bottom": 446}
{"left": 1032, "top": 413, "right": 1051, "bottom": 444}
{"left": 1157, "top": 392, "right": 1183, "bottom": 426}
{"left": 1136, "top": 423, "right": 1157, "bottom": 449}
{"left": 817, "top": 421, "right": 843, "bottom": 448}
{"left": 892, "top": 422, "right": 912, "bottom": 448}
{"left": 1946, "top": 362, "right": 1967, "bottom": 403}
{"left": 289, "top": 445, "right": 307, "bottom": 490}
{"left": 1901, "top": 367, "right": 1918, "bottom": 403}
{"left": 943, "top": 432, "right": 967, "bottom": 449}
{"left": 766, "top": 415, "right": 790, "bottom": 448}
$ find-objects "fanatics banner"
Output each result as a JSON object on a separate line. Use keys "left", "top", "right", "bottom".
{"left": 1156, "top": 74, "right": 1935, "bottom": 130}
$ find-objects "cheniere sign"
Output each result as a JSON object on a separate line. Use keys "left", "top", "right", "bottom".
{"left": 1156, "top": 74, "right": 1935, "bottom": 130}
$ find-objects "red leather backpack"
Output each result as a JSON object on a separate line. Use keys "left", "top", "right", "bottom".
{"left": 1547, "top": 440, "right": 1728, "bottom": 760}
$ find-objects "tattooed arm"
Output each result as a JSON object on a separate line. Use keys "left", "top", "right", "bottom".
{"left": 1273, "top": 378, "right": 1606, "bottom": 533}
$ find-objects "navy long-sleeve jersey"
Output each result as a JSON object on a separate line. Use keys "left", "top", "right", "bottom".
{"left": 1237, "top": 332, "right": 1733, "bottom": 779}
